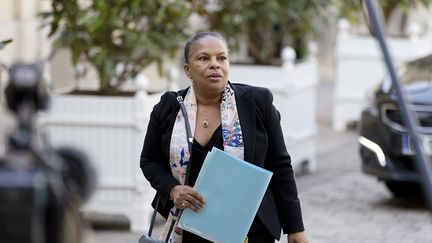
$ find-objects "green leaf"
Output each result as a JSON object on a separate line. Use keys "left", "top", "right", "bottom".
{"left": 0, "top": 39, "right": 12, "bottom": 50}
{"left": 71, "top": 47, "right": 81, "bottom": 65}
{"left": 37, "top": 11, "right": 52, "bottom": 19}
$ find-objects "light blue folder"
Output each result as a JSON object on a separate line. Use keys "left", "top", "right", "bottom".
{"left": 178, "top": 147, "right": 273, "bottom": 243}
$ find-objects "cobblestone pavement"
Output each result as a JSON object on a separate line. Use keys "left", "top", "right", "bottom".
{"left": 294, "top": 130, "right": 432, "bottom": 243}
{"left": 87, "top": 83, "right": 432, "bottom": 243}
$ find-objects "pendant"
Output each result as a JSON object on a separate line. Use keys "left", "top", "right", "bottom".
{"left": 203, "top": 119, "right": 209, "bottom": 128}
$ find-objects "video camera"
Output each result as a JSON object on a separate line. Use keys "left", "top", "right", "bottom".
{"left": 0, "top": 63, "right": 96, "bottom": 243}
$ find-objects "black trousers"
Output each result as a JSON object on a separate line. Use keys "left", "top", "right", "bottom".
{"left": 182, "top": 217, "right": 275, "bottom": 243}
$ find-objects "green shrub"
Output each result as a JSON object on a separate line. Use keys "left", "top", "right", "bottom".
{"left": 193, "top": 0, "right": 331, "bottom": 64}
{"left": 40, "top": 0, "right": 192, "bottom": 94}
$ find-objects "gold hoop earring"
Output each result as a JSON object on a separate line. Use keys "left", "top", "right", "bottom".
{"left": 191, "top": 79, "right": 196, "bottom": 86}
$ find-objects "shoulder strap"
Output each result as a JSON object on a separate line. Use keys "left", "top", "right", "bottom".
{"left": 146, "top": 92, "right": 193, "bottom": 241}
{"left": 175, "top": 93, "right": 193, "bottom": 184}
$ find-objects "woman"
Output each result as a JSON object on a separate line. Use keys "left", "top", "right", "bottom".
{"left": 140, "top": 32, "right": 308, "bottom": 243}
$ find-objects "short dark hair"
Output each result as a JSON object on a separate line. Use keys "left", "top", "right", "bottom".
{"left": 184, "top": 32, "right": 228, "bottom": 64}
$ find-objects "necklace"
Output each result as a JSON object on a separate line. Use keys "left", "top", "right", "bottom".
{"left": 203, "top": 117, "right": 209, "bottom": 128}
{"left": 198, "top": 106, "right": 218, "bottom": 129}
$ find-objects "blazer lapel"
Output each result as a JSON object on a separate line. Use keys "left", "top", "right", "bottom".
{"left": 233, "top": 84, "right": 256, "bottom": 163}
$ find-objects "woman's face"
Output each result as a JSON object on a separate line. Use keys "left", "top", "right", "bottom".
{"left": 184, "top": 36, "right": 229, "bottom": 98}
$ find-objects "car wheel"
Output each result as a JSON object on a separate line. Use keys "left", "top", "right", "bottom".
{"left": 384, "top": 181, "right": 423, "bottom": 198}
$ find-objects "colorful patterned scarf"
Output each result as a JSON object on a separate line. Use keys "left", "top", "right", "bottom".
{"left": 159, "top": 83, "right": 244, "bottom": 242}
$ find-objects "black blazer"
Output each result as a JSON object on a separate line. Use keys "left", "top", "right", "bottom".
{"left": 140, "top": 83, "right": 304, "bottom": 239}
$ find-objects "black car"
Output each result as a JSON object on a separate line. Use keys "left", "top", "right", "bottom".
{"left": 358, "top": 54, "right": 432, "bottom": 198}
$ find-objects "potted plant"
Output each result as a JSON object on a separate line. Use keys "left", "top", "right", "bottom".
{"left": 40, "top": 0, "right": 191, "bottom": 94}
{"left": 192, "top": 0, "right": 330, "bottom": 63}
{"left": 38, "top": 0, "right": 192, "bottom": 231}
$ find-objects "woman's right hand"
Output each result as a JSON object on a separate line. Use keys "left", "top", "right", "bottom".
{"left": 170, "top": 185, "right": 206, "bottom": 212}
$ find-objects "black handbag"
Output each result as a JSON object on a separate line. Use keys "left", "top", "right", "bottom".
{"left": 139, "top": 93, "right": 193, "bottom": 243}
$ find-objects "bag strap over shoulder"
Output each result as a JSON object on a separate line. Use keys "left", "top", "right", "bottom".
{"left": 144, "top": 92, "right": 193, "bottom": 242}
{"left": 175, "top": 93, "right": 193, "bottom": 183}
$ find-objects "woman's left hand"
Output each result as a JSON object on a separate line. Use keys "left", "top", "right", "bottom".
{"left": 287, "top": 231, "right": 308, "bottom": 243}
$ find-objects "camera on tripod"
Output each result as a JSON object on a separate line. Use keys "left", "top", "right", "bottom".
{"left": 0, "top": 63, "right": 96, "bottom": 243}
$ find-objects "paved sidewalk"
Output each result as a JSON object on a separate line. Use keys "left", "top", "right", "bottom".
{"left": 294, "top": 130, "right": 432, "bottom": 243}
